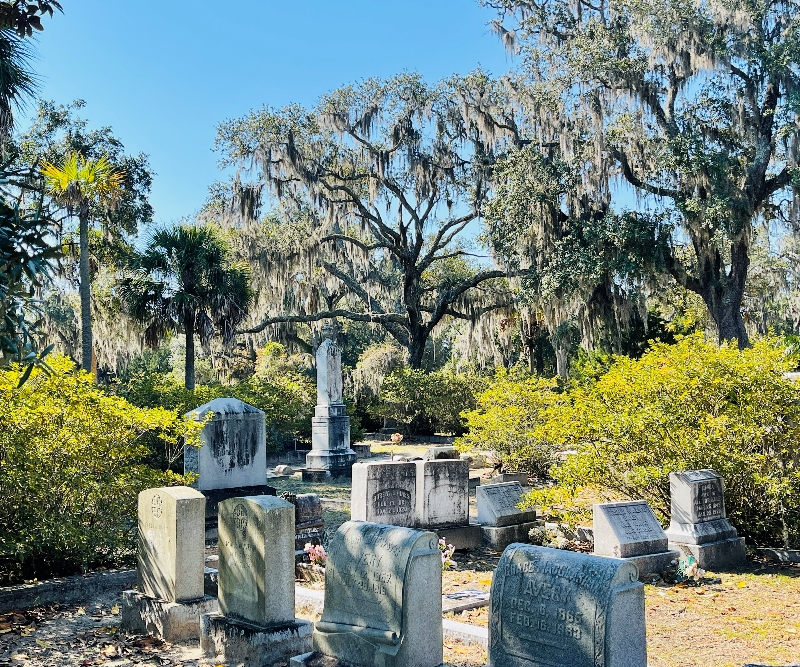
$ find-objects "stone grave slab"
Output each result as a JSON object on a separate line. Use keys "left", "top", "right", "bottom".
{"left": 665, "top": 470, "right": 745, "bottom": 568}
{"left": 351, "top": 461, "right": 416, "bottom": 527}
{"left": 293, "top": 520, "right": 442, "bottom": 667}
{"left": 488, "top": 543, "right": 646, "bottom": 667}
{"left": 593, "top": 501, "right": 679, "bottom": 578}
{"left": 422, "top": 446, "right": 459, "bottom": 461}
{"left": 477, "top": 482, "right": 539, "bottom": 551}
{"left": 121, "top": 486, "right": 216, "bottom": 641}
{"left": 415, "top": 459, "right": 469, "bottom": 528}
{"left": 185, "top": 398, "right": 267, "bottom": 491}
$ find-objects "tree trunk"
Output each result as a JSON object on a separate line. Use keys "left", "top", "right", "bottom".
{"left": 185, "top": 314, "right": 196, "bottom": 390}
{"left": 407, "top": 325, "right": 428, "bottom": 369}
{"left": 78, "top": 210, "right": 93, "bottom": 374}
{"left": 699, "top": 238, "right": 749, "bottom": 349}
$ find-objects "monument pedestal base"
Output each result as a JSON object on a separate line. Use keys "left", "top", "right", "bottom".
{"left": 669, "top": 538, "right": 746, "bottom": 569}
{"left": 435, "top": 524, "right": 482, "bottom": 550}
{"left": 608, "top": 550, "right": 681, "bottom": 580}
{"left": 481, "top": 521, "right": 540, "bottom": 551}
{"left": 120, "top": 590, "right": 217, "bottom": 642}
{"left": 200, "top": 614, "right": 312, "bottom": 666}
{"left": 305, "top": 449, "right": 357, "bottom": 477}
{"left": 291, "top": 650, "right": 445, "bottom": 667}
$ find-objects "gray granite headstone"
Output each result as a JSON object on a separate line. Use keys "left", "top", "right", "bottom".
{"left": 137, "top": 486, "right": 206, "bottom": 603}
{"left": 351, "top": 461, "right": 417, "bottom": 527}
{"left": 593, "top": 501, "right": 680, "bottom": 577}
{"left": 665, "top": 470, "right": 745, "bottom": 567}
{"left": 218, "top": 495, "right": 295, "bottom": 626}
{"left": 415, "top": 459, "right": 469, "bottom": 528}
{"left": 312, "top": 521, "right": 442, "bottom": 667}
{"left": 184, "top": 398, "right": 267, "bottom": 491}
{"left": 488, "top": 543, "right": 646, "bottom": 667}
{"left": 477, "top": 482, "right": 538, "bottom": 527}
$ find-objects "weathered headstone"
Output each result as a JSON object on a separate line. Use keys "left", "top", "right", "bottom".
{"left": 415, "top": 459, "right": 468, "bottom": 527}
{"left": 593, "top": 501, "right": 680, "bottom": 579}
{"left": 477, "top": 482, "right": 539, "bottom": 550}
{"left": 304, "top": 339, "right": 357, "bottom": 477}
{"left": 185, "top": 397, "right": 267, "bottom": 491}
{"left": 293, "top": 493, "right": 325, "bottom": 553}
{"left": 488, "top": 544, "right": 646, "bottom": 667}
{"left": 200, "top": 496, "right": 312, "bottom": 664}
{"left": 351, "top": 461, "right": 417, "bottom": 527}
{"left": 664, "top": 469, "right": 745, "bottom": 568}
{"left": 292, "top": 521, "right": 442, "bottom": 667}
{"left": 121, "top": 486, "right": 217, "bottom": 641}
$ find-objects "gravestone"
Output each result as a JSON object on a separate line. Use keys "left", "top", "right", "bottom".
{"left": 488, "top": 472, "right": 529, "bottom": 485}
{"left": 477, "top": 482, "right": 539, "bottom": 550}
{"left": 291, "top": 521, "right": 442, "bottom": 667}
{"left": 304, "top": 339, "right": 357, "bottom": 477}
{"left": 415, "top": 459, "right": 481, "bottom": 549}
{"left": 488, "top": 543, "right": 646, "bottom": 667}
{"left": 185, "top": 398, "right": 267, "bottom": 491}
{"left": 664, "top": 470, "right": 746, "bottom": 568}
{"left": 351, "top": 461, "right": 417, "bottom": 527}
{"left": 200, "top": 496, "right": 312, "bottom": 664}
{"left": 291, "top": 493, "right": 325, "bottom": 554}
{"left": 422, "top": 446, "right": 459, "bottom": 461}
{"left": 121, "top": 486, "right": 217, "bottom": 641}
{"left": 593, "top": 501, "right": 680, "bottom": 579}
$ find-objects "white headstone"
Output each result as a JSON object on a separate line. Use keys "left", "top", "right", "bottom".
{"left": 488, "top": 544, "right": 646, "bottom": 667}
{"left": 185, "top": 398, "right": 267, "bottom": 491}
{"left": 593, "top": 501, "right": 668, "bottom": 558}
{"left": 477, "top": 482, "right": 538, "bottom": 527}
{"left": 414, "top": 459, "right": 468, "bottom": 527}
{"left": 351, "top": 461, "right": 416, "bottom": 527}
{"left": 218, "top": 495, "right": 295, "bottom": 626}
{"left": 137, "top": 486, "right": 206, "bottom": 603}
{"left": 313, "top": 521, "right": 443, "bottom": 667}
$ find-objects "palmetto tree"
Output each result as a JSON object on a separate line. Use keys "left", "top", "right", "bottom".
{"left": 121, "top": 224, "right": 253, "bottom": 390}
{"left": 41, "top": 153, "right": 124, "bottom": 373}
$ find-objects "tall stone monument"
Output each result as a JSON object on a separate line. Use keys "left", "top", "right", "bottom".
{"left": 664, "top": 469, "right": 746, "bottom": 568}
{"left": 305, "top": 338, "right": 357, "bottom": 477}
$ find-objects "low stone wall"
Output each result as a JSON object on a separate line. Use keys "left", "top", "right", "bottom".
{"left": 0, "top": 569, "right": 136, "bottom": 613}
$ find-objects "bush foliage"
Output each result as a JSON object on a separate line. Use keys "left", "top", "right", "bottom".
{"left": 0, "top": 356, "right": 200, "bottom": 582}
{"left": 462, "top": 335, "right": 800, "bottom": 548}
{"left": 376, "top": 368, "right": 483, "bottom": 435}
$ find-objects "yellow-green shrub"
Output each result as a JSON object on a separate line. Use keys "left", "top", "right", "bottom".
{"left": 538, "top": 335, "right": 800, "bottom": 547}
{"left": 456, "top": 369, "right": 567, "bottom": 477}
{"left": 0, "top": 356, "right": 200, "bottom": 582}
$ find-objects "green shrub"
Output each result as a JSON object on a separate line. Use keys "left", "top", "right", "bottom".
{"left": 456, "top": 368, "right": 567, "bottom": 477}
{"left": 377, "top": 368, "right": 484, "bottom": 435}
{"left": 529, "top": 334, "right": 800, "bottom": 548}
{"left": 114, "top": 343, "right": 317, "bottom": 456}
{"left": 0, "top": 356, "right": 200, "bottom": 582}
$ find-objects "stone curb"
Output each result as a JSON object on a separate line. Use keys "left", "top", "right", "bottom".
{"left": 294, "top": 585, "right": 488, "bottom": 647}
{"left": 0, "top": 569, "right": 136, "bottom": 613}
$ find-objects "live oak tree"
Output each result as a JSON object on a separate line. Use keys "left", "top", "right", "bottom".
{"left": 484, "top": 0, "right": 800, "bottom": 348}
{"left": 215, "top": 74, "right": 514, "bottom": 368}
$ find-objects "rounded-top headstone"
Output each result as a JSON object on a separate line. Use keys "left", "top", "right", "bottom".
{"left": 489, "top": 543, "right": 646, "bottom": 667}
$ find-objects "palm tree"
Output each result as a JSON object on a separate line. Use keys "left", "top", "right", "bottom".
{"left": 121, "top": 224, "right": 253, "bottom": 390}
{"left": 41, "top": 152, "right": 124, "bottom": 373}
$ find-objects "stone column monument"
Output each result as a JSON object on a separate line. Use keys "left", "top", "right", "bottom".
{"left": 304, "top": 338, "right": 357, "bottom": 478}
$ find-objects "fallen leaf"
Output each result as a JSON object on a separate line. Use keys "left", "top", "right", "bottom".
{"left": 737, "top": 581, "right": 747, "bottom": 588}
{"left": 35, "top": 639, "right": 51, "bottom": 648}
{"left": 787, "top": 628, "right": 797, "bottom": 634}
{"left": 110, "top": 605, "right": 120, "bottom": 616}
{"left": 478, "top": 578, "right": 492, "bottom": 586}
{"left": 695, "top": 588, "right": 707, "bottom": 595}
{"left": 76, "top": 607, "right": 86, "bottom": 616}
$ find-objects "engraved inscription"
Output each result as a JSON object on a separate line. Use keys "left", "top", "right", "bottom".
{"left": 151, "top": 493, "right": 163, "bottom": 519}
{"left": 693, "top": 481, "right": 723, "bottom": 521}
{"left": 606, "top": 504, "right": 662, "bottom": 540}
{"left": 233, "top": 503, "right": 248, "bottom": 534}
{"left": 372, "top": 488, "right": 411, "bottom": 515}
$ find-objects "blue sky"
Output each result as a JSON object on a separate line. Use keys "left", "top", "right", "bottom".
{"left": 25, "top": 1, "right": 512, "bottom": 224}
